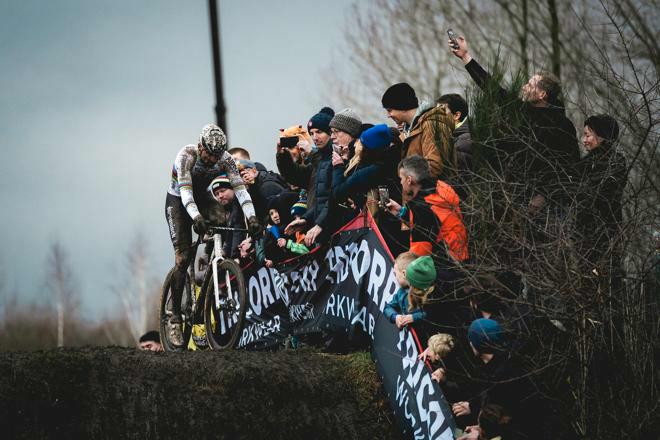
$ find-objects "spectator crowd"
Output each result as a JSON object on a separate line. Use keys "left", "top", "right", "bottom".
{"left": 163, "top": 34, "right": 629, "bottom": 440}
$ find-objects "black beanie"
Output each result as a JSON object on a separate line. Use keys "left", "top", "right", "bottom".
{"left": 381, "top": 82, "right": 418, "bottom": 110}
{"left": 585, "top": 114, "right": 619, "bottom": 142}
{"left": 307, "top": 107, "right": 335, "bottom": 134}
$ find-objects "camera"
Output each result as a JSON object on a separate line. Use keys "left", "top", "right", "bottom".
{"left": 279, "top": 136, "right": 299, "bottom": 148}
{"left": 378, "top": 186, "right": 390, "bottom": 207}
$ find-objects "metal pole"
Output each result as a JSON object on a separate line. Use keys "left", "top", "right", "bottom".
{"left": 208, "top": 0, "right": 227, "bottom": 137}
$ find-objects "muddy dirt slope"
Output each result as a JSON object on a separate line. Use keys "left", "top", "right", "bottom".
{"left": 0, "top": 347, "right": 399, "bottom": 440}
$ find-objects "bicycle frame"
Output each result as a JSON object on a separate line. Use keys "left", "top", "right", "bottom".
{"left": 208, "top": 226, "right": 247, "bottom": 322}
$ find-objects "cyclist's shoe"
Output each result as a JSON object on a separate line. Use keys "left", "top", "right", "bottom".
{"left": 168, "top": 316, "right": 184, "bottom": 347}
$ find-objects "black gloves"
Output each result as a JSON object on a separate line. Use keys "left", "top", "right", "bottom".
{"left": 193, "top": 216, "right": 209, "bottom": 235}
{"left": 247, "top": 216, "right": 263, "bottom": 237}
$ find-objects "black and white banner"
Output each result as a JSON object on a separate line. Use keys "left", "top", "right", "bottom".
{"left": 238, "top": 213, "right": 456, "bottom": 439}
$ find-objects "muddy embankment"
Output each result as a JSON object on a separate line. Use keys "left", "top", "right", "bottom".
{"left": 0, "top": 347, "right": 400, "bottom": 440}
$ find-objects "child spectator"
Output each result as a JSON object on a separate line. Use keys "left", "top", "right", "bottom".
{"left": 384, "top": 254, "right": 436, "bottom": 329}
{"left": 263, "top": 191, "right": 310, "bottom": 265}
{"left": 419, "top": 333, "right": 455, "bottom": 383}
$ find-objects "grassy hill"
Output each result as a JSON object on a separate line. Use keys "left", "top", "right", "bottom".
{"left": 0, "top": 347, "right": 400, "bottom": 440}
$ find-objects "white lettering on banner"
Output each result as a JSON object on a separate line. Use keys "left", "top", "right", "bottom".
{"left": 289, "top": 303, "right": 315, "bottom": 321}
{"left": 394, "top": 330, "right": 452, "bottom": 440}
{"left": 249, "top": 276, "right": 262, "bottom": 316}
{"left": 350, "top": 240, "right": 371, "bottom": 284}
{"left": 367, "top": 249, "right": 387, "bottom": 306}
{"left": 258, "top": 268, "right": 276, "bottom": 309}
{"left": 325, "top": 294, "right": 377, "bottom": 340}
{"left": 238, "top": 315, "right": 281, "bottom": 348}
{"left": 271, "top": 269, "right": 289, "bottom": 305}
{"left": 351, "top": 306, "right": 366, "bottom": 330}
{"left": 325, "top": 245, "right": 350, "bottom": 283}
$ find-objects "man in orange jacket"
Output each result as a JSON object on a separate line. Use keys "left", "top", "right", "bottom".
{"left": 386, "top": 155, "right": 470, "bottom": 336}
{"left": 386, "top": 155, "right": 469, "bottom": 279}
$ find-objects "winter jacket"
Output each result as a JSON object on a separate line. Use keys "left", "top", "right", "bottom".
{"left": 404, "top": 180, "right": 469, "bottom": 269}
{"left": 575, "top": 145, "right": 627, "bottom": 263}
{"left": 576, "top": 145, "right": 626, "bottom": 228}
{"left": 332, "top": 161, "right": 387, "bottom": 209}
{"left": 402, "top": 102, "right": 457, "bottom": 180}
{"left": 383, "top": 287, "right": 427, "bottom": 324}
{"left": 303, "top": 145, "right": 334, "bottom": 230}
{"left": 263, "top": 225, "right": 309, "bottom": 264}
{"left": 454, "top": 119, "right": 473, "bottom": 172}
{"left": 277, "top": 143, "right": 334, "bottom": 231}
{"left": 248, "top": 170, "right": 289, "bottom": 220}
{"left": 464, "top": 59, "right": 579, "bottom": 200}
{"left": 469, "top": 351, "right": 550, "bottom": 440}
{"left": 223, "top": 199, "right": 247, "bottom": 259}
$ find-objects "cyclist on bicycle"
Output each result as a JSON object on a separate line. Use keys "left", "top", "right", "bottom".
{"left": 165, "top": 123, "right": 262, "bottom": 347}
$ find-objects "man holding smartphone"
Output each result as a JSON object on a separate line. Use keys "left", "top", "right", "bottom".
{"left": 448, "top": 32, "right": 579, "bottom": 214}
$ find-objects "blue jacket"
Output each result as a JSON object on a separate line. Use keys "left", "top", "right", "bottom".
{"left": 332, "top": 162, "right": 387, "bottom": 206}
{"left": 276, "top": 144, "right": 333, "bottom": 230}
{"left": 383, "top": 287, "right": 427, "bottom": 324}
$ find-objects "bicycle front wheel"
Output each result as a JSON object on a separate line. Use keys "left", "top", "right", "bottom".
{"left": 159, "top": 267, "right": 193, "bottom": 352}
{"left": 204, "top": 259, "right": 247, "bottom": 350}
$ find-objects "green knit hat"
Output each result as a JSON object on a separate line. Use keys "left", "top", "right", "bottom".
{"left": 405, "top": 256, "right": 436, "bottom": 289}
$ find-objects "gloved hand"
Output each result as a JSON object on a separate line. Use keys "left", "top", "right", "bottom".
{"left": 193, "top": 216, "right": 209, "bottom": 235}
{"left": 247, "top": 216, "right": 263, "bottom": 237}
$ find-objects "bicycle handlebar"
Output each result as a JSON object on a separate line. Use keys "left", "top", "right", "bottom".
{"left": 207, "top": 226, "right": 248, "bottom": 233}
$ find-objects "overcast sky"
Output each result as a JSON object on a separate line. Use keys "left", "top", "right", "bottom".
{"left": 0, "top": 0, "right": 356, "bottom": 318}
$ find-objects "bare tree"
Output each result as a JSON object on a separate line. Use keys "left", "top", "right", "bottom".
{"left": 46, "top": 241, "right": 79, "bottom": 347}
{"left": 109, "top": 231, "right": 160, "bottom": 345}
{"left": 329, "top": 0, "right": 658, "bottom": 437}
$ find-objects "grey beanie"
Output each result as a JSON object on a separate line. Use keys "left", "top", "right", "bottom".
{"left": 329, "top": 108, "right": 363, "bottom": 138}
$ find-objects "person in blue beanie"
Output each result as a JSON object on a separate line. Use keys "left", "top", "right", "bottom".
{"left": 453, "top": 318, "right": 548, "bottom": 439}
{"left": 332, "top": 123, "right": 395, "bottom": 220}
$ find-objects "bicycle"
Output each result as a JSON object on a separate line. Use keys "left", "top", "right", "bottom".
{"left": 159, "top": 225, "right": 248, "bottom": 352}
{"left": 203, "top": 226, "right": 248, "bottom": 350}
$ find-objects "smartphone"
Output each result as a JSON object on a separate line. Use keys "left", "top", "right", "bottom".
{"left": 447, "top": 28, "right": 459, "bottom": 49}
{"left": 378, "top": 186, "right": 390, "bottom": 207}
{"left": 279, "top": 136, "right": 299, "bottom": 148}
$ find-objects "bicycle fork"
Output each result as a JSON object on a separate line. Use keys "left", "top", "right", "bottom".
{"left": 211, "top": 233, "right": 237, "bottom": 333}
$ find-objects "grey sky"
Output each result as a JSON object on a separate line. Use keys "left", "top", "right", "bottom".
{"left": 0, "top": 0, "right": 355, "bottom": 318}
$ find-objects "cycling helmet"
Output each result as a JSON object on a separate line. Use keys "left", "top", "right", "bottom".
{"left": 199, "top": 123, "right": 227, "bottom": 156}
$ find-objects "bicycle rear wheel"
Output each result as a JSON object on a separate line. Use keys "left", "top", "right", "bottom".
{"left": 159, "top": 267, "right": 193, "bottom": 352}
{"left": 204, "top": 259, "right": 247, "bottom": 350}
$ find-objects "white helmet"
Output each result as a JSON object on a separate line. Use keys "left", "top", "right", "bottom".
{"left": 199, "top": 123, "right": 227, "bottom": 156}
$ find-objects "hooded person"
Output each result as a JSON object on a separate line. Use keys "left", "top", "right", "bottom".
{"left": 382, "top": 82, "right": 456, "bottom": 181}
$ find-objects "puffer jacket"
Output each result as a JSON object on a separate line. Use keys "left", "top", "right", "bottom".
{"left": 402, "top": 101, "right": 457, "bottom": 180}
{"left": 277, "top": 143, "right": 323, "bottom": 225}
{"left": 303, "top": 145, "right": 334, "bottom": 230}
{"left": 406, "top": 180, "right": 469, "bottom": 268}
